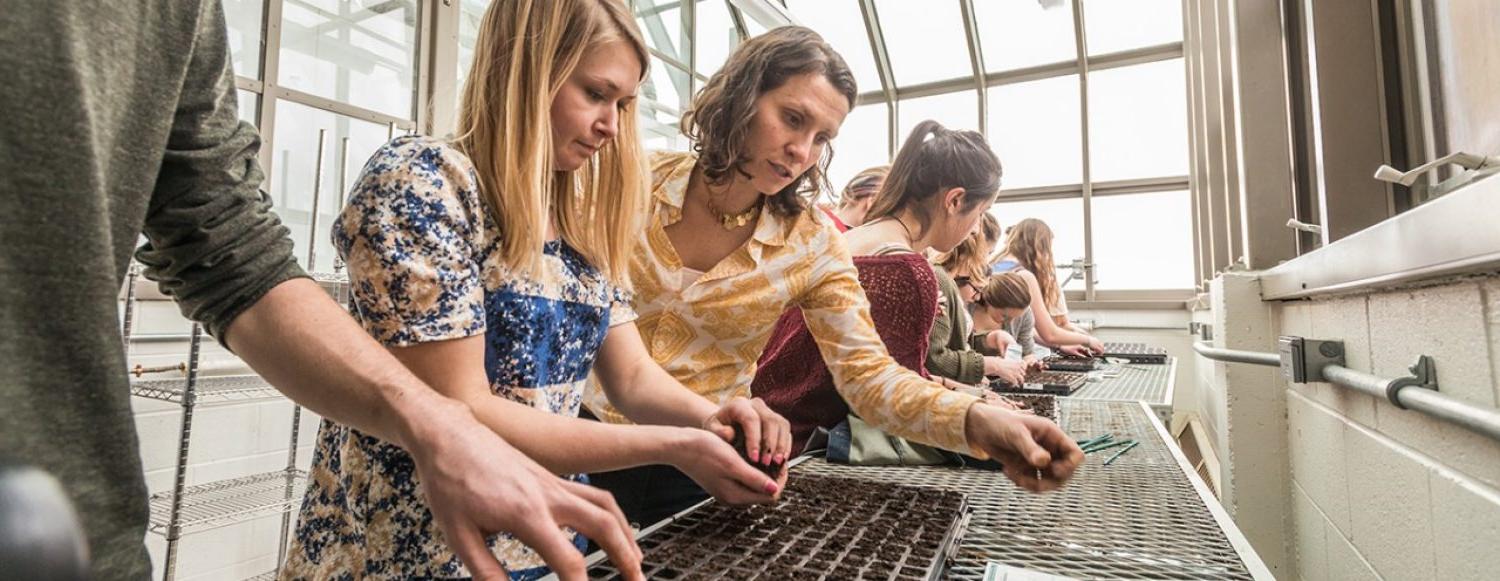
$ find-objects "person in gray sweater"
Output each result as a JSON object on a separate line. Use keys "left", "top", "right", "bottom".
{"left": 969, "top": 273, "right": 1044, "bottom": 370}
{"left": 0, "top": 2, "right": 640, "bottom": 580}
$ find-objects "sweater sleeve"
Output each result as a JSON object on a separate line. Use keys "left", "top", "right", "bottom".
{"left": 794, "top": 231, "right": 982, "bottom": 456}
{"left": 925, "top": 269, "right": 987, "bottom": 385}
{"left": 970, "top": 331, "right": 1000, "bottom": 356}
{"left": 1013, "top": 308, "right": 1038, "bottom": 357}
{"left": 134, "top": 0, "right": 303, "bottom": 344}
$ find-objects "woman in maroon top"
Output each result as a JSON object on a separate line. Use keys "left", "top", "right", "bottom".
{"left": 754, "top": 120, "right": 1018, "bottom": 451}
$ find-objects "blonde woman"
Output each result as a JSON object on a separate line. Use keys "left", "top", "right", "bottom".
{"left": 584, "top": 27, "right": 1082, "bottom": 527}
{"left": 929, "top": 212, "right": 1029, "bottom": 387}
{"left": 992, "top": 218, "right": 1104, "bottom": 354}
{"left": 821, "top": 165, "right": 889, "bottom": 232}
{"left": 284, "top": 2, "right": 789, "bottom": 579}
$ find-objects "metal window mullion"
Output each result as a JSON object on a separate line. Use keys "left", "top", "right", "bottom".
{"left": 1199, "top": 0, "right": 1229, "bottom": 279}
{"left": 1184, "top": 0, "right": 1205, "bottom": 289}
{"left": 959, "top": 0, "right": 986, "bottom": 138}
{"left": 1214, "top": 0, "right": 1244, "bottom": 267}
{"left": 258, "top": 0, "right": 286, "bottom": 194}
{"left": 425, "top": 0, "right": 460, "bottom": 136}
{"left": 998, "top": 176, "right": 1192, "bottom": 204}
{"left": 685, "top": 0, "right": 696, "bottom": 97}
{"left": 850, "top": 42, "right": 1182, "bottom": 109}
{"left": 273, "top": 85, "right": 418, "bottom": 129}
{"left": 859, "top": 0, "right": 897, "bottom": 159}
{"left": 235, "top": 75, "right": 265, "bottom": 94}
{"left": 639, "top": 1, "right": 693, "bottom": 103}
{"left": 727, "top": 1, "right": 749, "bottom": 39}
{"left": 1088, "top": 41, "right": 1184, "bottom": 70}
{"left": 1073, "top": 0, "right": 1095, "bottom": 302}
{"left": 413, "top": 0, "right": 436, "bottom": 135}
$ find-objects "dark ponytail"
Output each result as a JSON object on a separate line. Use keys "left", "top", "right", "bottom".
{"left": 863, "top": 120, "right": 1002, "bottom": 239}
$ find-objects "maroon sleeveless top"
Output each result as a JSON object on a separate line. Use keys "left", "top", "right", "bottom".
{"left": 751, "top": 252, "right": 940, "bottom": 452}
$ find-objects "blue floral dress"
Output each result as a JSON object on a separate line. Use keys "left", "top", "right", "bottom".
{"left": 281, "top": 136, "right": 633, "bottom": 580}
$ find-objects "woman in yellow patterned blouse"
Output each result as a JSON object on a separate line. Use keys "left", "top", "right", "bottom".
{"left": 583, "top": 26, "right": 1084, "bottom": 526}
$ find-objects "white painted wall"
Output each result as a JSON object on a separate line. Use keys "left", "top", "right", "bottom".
{"left": 1275, "top": 276, "right": 1500, "bottom": 580}
{"left": 1196, "top": 272, "right": 1500, "bottom": 581}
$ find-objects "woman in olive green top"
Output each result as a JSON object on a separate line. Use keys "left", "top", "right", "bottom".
{"left": 927, "top": 214, "right": 1028, "bottom": 386}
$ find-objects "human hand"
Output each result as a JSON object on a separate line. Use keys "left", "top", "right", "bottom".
{"left": 980, "top": 392, "right": 1024, "bottom": 411}
{"left": 1057, "top": 344, "right": 1089, "bottom": 358}
{"left": 670, "top": 428, "right": 785, "bottom": 505}
{"left": 985, "top": 329, "right": 1016, "bottom": 352}
{"left": 963, "top": 404, "right": 1084, "bottom": 492}
{"left": 407, "top": 408, "right": 643, "bottom": 581}
{"left": 1024, "top": 355, "right": 1044, "bottom": 372}
{"left": 1086, "top": 337, "right": 1105, "bottom": 355}
{"left": 701, "top": 396, "right": 792, "bottom": 469}
{"left": 984, "top": 356, "right": 1027, "bottom": 386}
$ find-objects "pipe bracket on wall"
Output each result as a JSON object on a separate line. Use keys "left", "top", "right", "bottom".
{"left": 1278, "top": 336, "right": 1345, "bottom": 383}
{"left": 1385, "top": 355, "right": 1438, "bottom": 410}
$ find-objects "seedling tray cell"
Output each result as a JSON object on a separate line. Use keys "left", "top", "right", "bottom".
{"left": 999, "top": 393, "right": 1058, "bottom": 422}
{"left": 988, "top": 370, "right": 1089, "bottom": 396}
{"left": 580, "top": 474, "right": 970, "bottom": 580}
{"left": 1042, "top": 355, "right": 1098, "bottom": 373}
{"left": 1100, "top": 342, "right": 1168, "bottom": 364}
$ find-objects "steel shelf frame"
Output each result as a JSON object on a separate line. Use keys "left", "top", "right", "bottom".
{"left": 122, "top": 266, "right": 313, "bottom": 581}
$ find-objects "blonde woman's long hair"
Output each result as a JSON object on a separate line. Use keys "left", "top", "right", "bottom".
{"left": 454, "top": 0, "right": 648, "bottom": 286}
{"left": 1000, "top": 218, "right": 1060, "bottom": 312}
{"left": 935, "top": 211, "right": 1000, "bottom": 280}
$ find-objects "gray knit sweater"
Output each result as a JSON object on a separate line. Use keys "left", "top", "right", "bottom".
{"left": 1, "top": 2, "right": 303, "bottom": 578}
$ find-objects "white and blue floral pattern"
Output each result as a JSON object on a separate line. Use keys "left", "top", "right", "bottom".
{"left": 281, "top": 136, "right": 629, "bottom": 580}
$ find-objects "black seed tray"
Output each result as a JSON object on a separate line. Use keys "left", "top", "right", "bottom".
{"left": 1042, "top": 355, "right": 1098, "bottom": 373}
{"left": 988, "top": 370, "right": 1089, "bottom": 396}
{"left": 582, "top": 474, "right": 969, "bottom": 580}
{"left": 1101, "top": 342, "right": 1168, "bottom": 364}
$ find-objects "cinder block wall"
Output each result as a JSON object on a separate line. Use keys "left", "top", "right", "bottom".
{"left": 1275, "top": 275, "right": 1500, "bottom": 580}
{"left": 128, "top": 297, "right": 321, "bottom": 580}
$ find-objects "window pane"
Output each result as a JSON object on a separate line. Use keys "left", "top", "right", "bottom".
{"left": 643, "top": 56, "right": 693, "bottom": 114}
{"left": 1087, "top": 59, "right": 1188, "bottom": 182}
{"left": 639, "top": 57, "right": 688, "bottom": 152}
{"left": 896, "top": 90, "right": 979, "bottom": 148}
{"left": 973, "top": 0, "right": 1076, "bottom": 73}
{"left": 1091, "top": 191, "right": 1193, "bottom": 289}
{"left": 457, "top": 0, "right": 490, "bottom": 91}
{"left": 826, "top": 103, "right": 890, "bottom": 198}
{"left": 696, "top": 0, "right": 740, "bottom": 77}
{"left": 874, "top": 0, "right": 971, "bottom": 86}
{"left": 278, "top": 0, "right": 419, "bottom": 120}
{"left": 237, "top": 90, "right": 258, "bottom": 127}
{"left": 989, "top": 198, "right": 1086, "bottom": 290}
{"left": 1084, "top": 0, "right": 1183, "bottom": 56}
{"left": 224, "top": 0, "right": 264, "bottom": 78}
{"left": 635, "top": 0, "right": 690, "bottom": 67}
{"left": 988, "top": 75, "right": 1082, "bottom": 189}
{"left": 783, "top": 0, "right": 882, "bottom": 94}
{"left": 640, "top": 100, "right": 689, "bottom": 152}
{"left": 269, "top": 100, "right": 392, "bottom": 272}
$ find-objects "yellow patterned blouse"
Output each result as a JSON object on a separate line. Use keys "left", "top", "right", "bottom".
{"left": 582, "top": 151, "right": 981, "bottom": 454}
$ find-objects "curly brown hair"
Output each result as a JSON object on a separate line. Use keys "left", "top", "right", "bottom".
{"left": 680, "top": 26, "right": 857, "bottom": 217}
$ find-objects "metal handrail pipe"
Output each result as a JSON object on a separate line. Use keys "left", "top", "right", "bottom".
{"left": 1320, "top": 365, "right": 1500, "bottom": 442}
{"left": 1192, "top": 341, "right": 1280, "bottom": 367}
